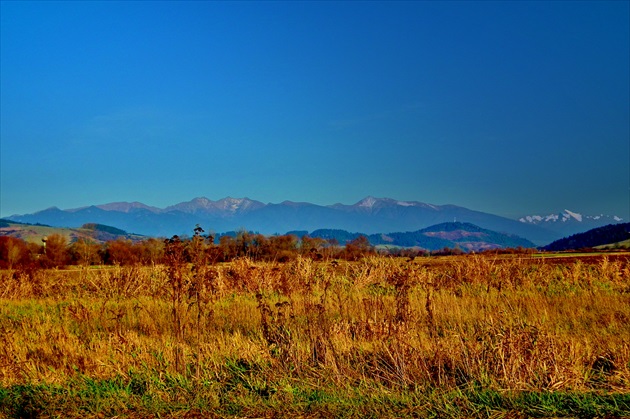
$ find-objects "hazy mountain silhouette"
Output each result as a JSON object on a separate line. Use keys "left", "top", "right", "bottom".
{"left": 5, "top": 196, "right": 599, "bottom": 245}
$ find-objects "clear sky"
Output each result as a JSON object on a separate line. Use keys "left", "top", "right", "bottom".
{"left": 1, "top": 1, "right": 629, "bottom": 219}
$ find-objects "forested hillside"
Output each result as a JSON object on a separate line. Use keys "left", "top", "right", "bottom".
{"left": 543, "top": 223, "right": 630, "bottom": 251}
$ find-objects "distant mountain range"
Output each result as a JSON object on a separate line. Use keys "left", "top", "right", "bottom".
{"left": 4, "top": 196, "right": 624, "bottom": 246}
{"left": 519, "top": 210, "right": 624, "bottom": 238}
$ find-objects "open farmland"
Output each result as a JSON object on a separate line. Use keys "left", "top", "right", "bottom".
{"left": 1, "top": 254, "right": 629, "bottom": 418}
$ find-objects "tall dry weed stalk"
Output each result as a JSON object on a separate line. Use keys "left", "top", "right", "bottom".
{"left": 1, "top": 253, "right": 628, "bottom": 398}
{"left": 162, "top": 226, "right": 218, "bottom": 375}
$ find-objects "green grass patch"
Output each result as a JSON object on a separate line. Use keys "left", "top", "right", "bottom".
{"left": 2, "top": 375, "right": 629, "bottom": 418}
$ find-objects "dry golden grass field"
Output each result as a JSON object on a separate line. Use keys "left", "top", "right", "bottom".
{"left": 1, "top": 253, "right": 629, "bottom": 418}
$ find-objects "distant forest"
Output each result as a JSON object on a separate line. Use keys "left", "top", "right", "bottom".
{"left": 543, "top": 223, "right": 630, "bottom": 251}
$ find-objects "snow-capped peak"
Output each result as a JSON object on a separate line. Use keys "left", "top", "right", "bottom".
{"left": 358, "top": 196, "right": 378, "bottom": 208}
{"left": 217, "top": 197, "right": 244, "bottom": 210}
{"left": 563, "top": 209, "right": 582, "bottom": 222}
{"left": 164, "top": 196, "right": 263, "bottom": 214}
{"left": 216, "top": 197, "right": 264, "bottom": 213}
{"left": 353, "top": 196, "right": 439, "bottom": 210}
{"left": 519, "top": 210, "right": 623, "bottom": 226}
{"left": 96, "top": 201, "right": 161, "bottom": 213}
{"left": 190, "top": 197, "right": 213, "bottom": 207}
{"left": 396, "top": 200, "right": 415, "bottom": 207}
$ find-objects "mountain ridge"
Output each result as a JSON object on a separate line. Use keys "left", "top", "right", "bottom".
{"left": 519, "top": 209, "right": 624, "bottom": 238}
{"left": 5, "top": 197, "right": 623, "bottom": 246}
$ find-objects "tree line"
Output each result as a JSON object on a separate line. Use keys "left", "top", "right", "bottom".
{"left": 0, "top": 227, "right": 388, "bottom": 270}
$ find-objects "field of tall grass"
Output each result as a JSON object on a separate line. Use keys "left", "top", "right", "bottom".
{"left": 1, "top": 254, "right": 629, "bottom": 418}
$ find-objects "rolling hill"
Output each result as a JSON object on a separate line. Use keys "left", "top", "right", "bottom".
{"left": 0, "top": 221, "right": 145, "bottom": 244}
{"left": 369, "top": 222, "right": 535, "bottom": 251}
{"left": 292, "top": 222, "right": 536, "bottom": 252}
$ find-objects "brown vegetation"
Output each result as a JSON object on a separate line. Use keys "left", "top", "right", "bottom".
{"left": 0, "top": 245, "right": 628, "bottom": 417}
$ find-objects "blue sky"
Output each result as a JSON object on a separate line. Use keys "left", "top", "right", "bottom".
{"left": 1, "top": 1, "right": 629, "bottom": 219}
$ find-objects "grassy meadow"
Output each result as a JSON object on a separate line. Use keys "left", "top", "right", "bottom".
{"left": 1, "top": 254, "right": 629, "bottom": 418}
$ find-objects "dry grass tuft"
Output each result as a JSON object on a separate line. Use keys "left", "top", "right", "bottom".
{"left": 1, "top": 254, "right": 629, "bottom": 417}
